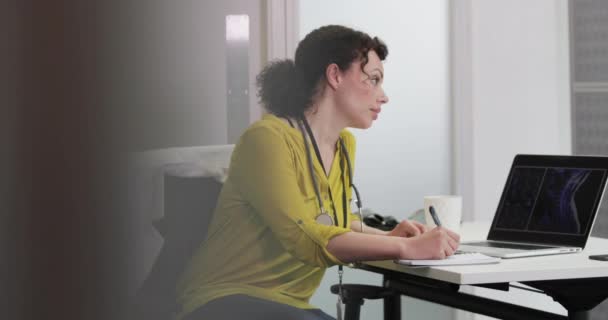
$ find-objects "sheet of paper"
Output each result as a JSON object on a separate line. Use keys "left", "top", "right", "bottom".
{"left": 395, "top": 253, "right": 500, "bottom": 266}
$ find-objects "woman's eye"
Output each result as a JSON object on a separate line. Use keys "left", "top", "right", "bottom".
{"left": 369, "top": 77, "right": 379, "bottom": 85}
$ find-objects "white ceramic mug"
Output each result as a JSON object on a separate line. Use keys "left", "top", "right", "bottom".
{"left": 423, "top": 195, "right": 462, "bottom": 233}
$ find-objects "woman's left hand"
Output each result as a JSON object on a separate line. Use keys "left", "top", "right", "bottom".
{"left": 387, "top": 220, "right": 428, "bottom": 238}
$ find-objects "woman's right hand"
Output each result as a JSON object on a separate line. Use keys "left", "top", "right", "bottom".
{"left": 399, "top": 227, "right": 460, "bottom": 260}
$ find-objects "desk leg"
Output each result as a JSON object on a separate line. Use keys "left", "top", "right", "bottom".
{"left": 568, "top": 310, "right": 590, "bottom": 320}
{"left": 383, "top": 294, "right": 400, "bottom": 320}
{"left": 383, "top": 277, "right": 400, "bottom": 320}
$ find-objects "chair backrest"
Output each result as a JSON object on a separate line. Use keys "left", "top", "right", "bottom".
{"left": 132, "top": 175, "right": 223, "bottom": 320}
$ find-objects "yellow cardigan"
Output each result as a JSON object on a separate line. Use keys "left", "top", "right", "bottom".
{"left": 175, "top": 114, "right": 360, "bottom": 318}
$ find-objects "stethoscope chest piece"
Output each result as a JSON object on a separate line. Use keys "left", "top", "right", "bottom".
{"left": 315, "top": 212, "right": 334, "bottom": 226}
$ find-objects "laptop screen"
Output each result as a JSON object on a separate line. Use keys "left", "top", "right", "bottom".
{"left": 488, "top": 155, "right": 608, "bottom": 247}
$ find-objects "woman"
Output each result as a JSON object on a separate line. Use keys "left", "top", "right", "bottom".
{"left": 176, "top": 25, "right": 460, "bottom": 320}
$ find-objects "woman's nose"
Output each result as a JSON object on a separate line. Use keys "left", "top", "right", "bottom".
{"left": 378, "top": 88, "right": 389, "bottom": 104}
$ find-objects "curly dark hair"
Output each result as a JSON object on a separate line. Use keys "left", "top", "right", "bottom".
{"left": 256, "top": 25, "right": 388, "bottom": 119}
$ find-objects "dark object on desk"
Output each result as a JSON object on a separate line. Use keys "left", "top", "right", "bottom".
{"left": 363, "top": 213, "right": 398, "bottom": 231}
{"left": 589, "top": 254, "right": 608, "bottom": 261}
{"left": 132, "top": 174, "right": 222, "bottom": 320}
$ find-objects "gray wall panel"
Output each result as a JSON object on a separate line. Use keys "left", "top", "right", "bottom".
{"left": 573, "top": 0, "right": 608, "bottom": 82}
{"left": 571, "top": 1, "right": 608, "bottom": 317}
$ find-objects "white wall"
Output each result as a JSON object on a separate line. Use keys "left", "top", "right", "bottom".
{"left": 299, "top": 1, "right": 453, "bottom": 319}
{"left": 453, "top": 0, "right": 572, "bottom": 223}
{"left": 452, "top": 0, "right": 571, "bottom": 319}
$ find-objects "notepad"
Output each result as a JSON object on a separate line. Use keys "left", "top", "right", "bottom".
{"left": 395, "top": 253, "right": 500, "bottom": 266}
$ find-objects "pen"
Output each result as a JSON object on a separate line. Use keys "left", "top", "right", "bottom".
{"left": 429, "top": 206, "right": 442, "bottom": 227}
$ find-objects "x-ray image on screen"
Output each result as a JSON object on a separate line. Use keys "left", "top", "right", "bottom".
{"left": 495, "top": 166, "right": 606, "bottom": 235}
{"left": 528, "top": 168, "right": 605, "bottom": 234}
{"left": 495, "top": 167, "right": 545, "bottom": 230}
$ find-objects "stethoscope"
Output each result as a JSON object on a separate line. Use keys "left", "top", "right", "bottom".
{"left": 286, "top": 117, "right": 364, "bottom": 229}
{"left": 290, "top": 116, "right": 363, "bottom": 319}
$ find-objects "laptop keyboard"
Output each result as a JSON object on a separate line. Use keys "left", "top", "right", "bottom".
{"left": 463, "top": 241, "right": 554, "bottom": 250}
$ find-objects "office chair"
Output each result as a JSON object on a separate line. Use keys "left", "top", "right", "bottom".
{"left": 329, "top": 212, "right": 400, "bottom": 320}
{"left": 134, "top": 172, "right": 399, "bottom": 320}
{"left": 132, "top": 173, "right": 222, "bottom": 320}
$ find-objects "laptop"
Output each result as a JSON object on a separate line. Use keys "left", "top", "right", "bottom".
{"left": 458, "top": 154, "right": 608, "bottom": 258}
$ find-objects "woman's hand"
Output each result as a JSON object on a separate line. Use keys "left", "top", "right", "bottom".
{"left": 387, "top": 220, "right": 428, "bottom": 238}
{"left": 399, "top": 227, "right": 460, "bottom": 260}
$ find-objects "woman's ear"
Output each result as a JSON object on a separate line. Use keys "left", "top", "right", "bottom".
{"left": 325, "top": 63, "right": 341, "bottom": 90}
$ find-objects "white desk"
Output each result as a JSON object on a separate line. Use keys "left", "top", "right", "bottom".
{"left": 364, "top": 222, "right": 608, "bottom": 285}
{"left": 358, "top": 222, "right": 608, "bottom": 320}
